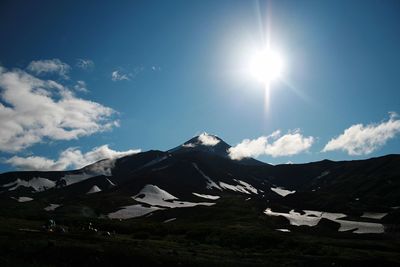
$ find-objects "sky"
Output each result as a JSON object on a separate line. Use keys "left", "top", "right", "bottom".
{"left": 0, "top": 0, "right": 399, "bottom": 172}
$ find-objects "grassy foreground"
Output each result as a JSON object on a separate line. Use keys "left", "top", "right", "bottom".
{"left": 0, "top": 207, "right": 399, "bottom": 267}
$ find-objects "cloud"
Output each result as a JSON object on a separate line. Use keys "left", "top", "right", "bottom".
{"left": 76, "top": 59, "right": 94, "bottom": 70}
{"left": 5, "top": 145, "right": 140, "bottom": 171}
{"left": 228, "top": 136, "right": 267, "bottom": 160}
{"left": 322, "top": 113, "right": 400, "bottom": 155}
{"left": 198, "top": 133, "right": 220, "bottom": 146}
{"left": 0, "top": 65, "right": 118, "bottom": 152}
{"left": 27, "top": 59, "right": 70, "bottom": 79}
{"left": 111, "top": 66, "right": 145, "bottom": 82}
{"left": 111, "top": 70, "right": 130, "bottom": 81}
{"left": 228, "top": 130, "right": 314, "bottom": 160}
{"left": 265, "top": 130, "right": 314, "bottom": 157}
{"left": 74, "top": 80, "right": 88, "bottom": 92}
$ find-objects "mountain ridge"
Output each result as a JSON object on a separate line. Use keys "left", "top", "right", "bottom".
{"left": 0, "top": 135, "right": 399, "bottom": 229}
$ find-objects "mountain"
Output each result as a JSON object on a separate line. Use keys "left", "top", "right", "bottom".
{"left": 1, "top": 134, "right": 400, "bottom": 266}
{"left": 169, "top": 133, "right": 265, "bottom": 165}
{"left": 168, "top": 134, "right": 231, "bottom": 156}
{"left": 0, "top": 134, "right": 399, "bottom": 225}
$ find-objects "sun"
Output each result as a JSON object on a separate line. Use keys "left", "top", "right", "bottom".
{"left": 248, "top": 48, "right": 284, "bottom": 85}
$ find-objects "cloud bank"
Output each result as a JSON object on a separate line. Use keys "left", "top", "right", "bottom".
{"left": 27, "top": 59, "right": 70, "bottom": 79}
{"left": 228, "top": 130, "right": 314, "bottom": 160}
{"left": 322, "top": 113, "right": 400, "bottom": 155}
{"left": 5, "top": 145, "right": 140, "bottom": 171}
{"left": 0, "top": 65, "right": 118, "bottom": 152}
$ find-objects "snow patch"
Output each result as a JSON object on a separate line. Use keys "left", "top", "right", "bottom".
{"left": 3, "top": 178, "right": 56, "bottom": 192}
{"left": 192, "top": 163, "right": 221, "bottom": 190}
{"left": 192, "top": 192, "right": 220, "bottom": 200}
{"left": 337, "top": 220, "right": 384, "bottom": 234}
{"left": 13, "top": 196, "right": 33, "bottom": 202}
{"left": 108, "top": 204, "right": 163, "bottom": 219}
{"left": 182, "top": 143, "right": 196, "bottom": 148}
{"left": 361, "top": 212, "right": 387, "bottom": 220}
{"left": 265, "top": 208, "right": 321, "bottom": 226}
{"left": 265, "top": 208, "right": 346, "bottom": 226}
{"left": 133, "top": 185, "right": 215, "bottom": 208}
{"left": 276, "top": 228, "right": 290, "bottom": 232}
{"left": 219, "top": 182, "right": 250, "bottom": 194}
{"left": 219, "top": 179, "right": 260, "bottom": 195}
{"left": 106, "top": 178, "right": 116, "bottom": 186}
{"left": 44, "top": 204, "right": 61, "bottom": 211}
{"left": 234, "top": 179, "right": 258, "bottom": 194}
{"left": 271, "top": 186, "right": 296, "bottom": 197}
{"left": 87, "top": 185, "right": 102, "bottom": 194}
{"left": 264, "top": 208, "right": 384, "bottom": 234}
{"left": 61, "top": 173, "right": 96, "bottom": 186}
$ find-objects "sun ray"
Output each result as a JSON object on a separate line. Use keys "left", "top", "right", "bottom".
{"left": 251, "top": 0, "right": 281, "bottom": 115}
{"left": 264, "top": 81, "right": 271, "bottom": 113}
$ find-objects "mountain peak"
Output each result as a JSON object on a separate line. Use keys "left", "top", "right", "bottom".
{"left": 168, "top": 133, "right": 265, "bottom": 166}
{"left": 184, "top": 133, "right": 225, "bottom": 147}
{"left": 168, "top": 133, "right": 231, "bottom": 157}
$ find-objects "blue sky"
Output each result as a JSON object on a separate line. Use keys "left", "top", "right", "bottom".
{"left": 0, "top": 0, "right": 399, "bottom": 171}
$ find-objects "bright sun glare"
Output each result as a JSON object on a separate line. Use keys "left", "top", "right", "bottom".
{"left": 249, "top": 48, "right": 284, "bottom": 85}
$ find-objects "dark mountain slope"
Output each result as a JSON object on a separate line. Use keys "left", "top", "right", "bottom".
{"left": 0, "top": 134, "right": 399, "bottom": 223}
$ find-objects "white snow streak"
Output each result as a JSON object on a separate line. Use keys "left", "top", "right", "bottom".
{"left": 192, "top": 192, "right": 220, "bottom": 200}
{"left": 270, "top": 186, "right": 296, "bottom": 197}
{"left": 192, "top": 163, "right": 221, "bottom": 190}
{"left": 87, "top": 185, "right": 102, "bottom": 194}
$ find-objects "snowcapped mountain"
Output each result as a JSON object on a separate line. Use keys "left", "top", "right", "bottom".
{"left": 169, "top": 133, "right": 265, "bottom": 165}
{"left": 169, "top": 133, "right": 231, "bottom": 156}
{"left": 0, "top": 134, "right": 399, "bottom": 234}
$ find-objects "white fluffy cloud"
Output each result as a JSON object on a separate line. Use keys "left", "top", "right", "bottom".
{"left": 5, "top": 145, "right": 140, "bottom": 171}
{"left": 322, "top": 113, "right": 400, "bottom": 155}
{"left": 198, "top": 133, "right": 220, "bottom": 146}
{"left": 27, "top": 59, "right": 70, "bottom": 79}
{"left": 228, "top": 130, "right": 314, "bottom": 160}
{"left": 111, "top": 70, "right": 130, "bottom": 81}
{"left": 0, "top": 65, "right": 118, "bottom": 152}
{"left": 229, "top": 136, "right": 267, "bottom": 160}
{"left": 76, "top": 59, "right": 94, "bottom": 70}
